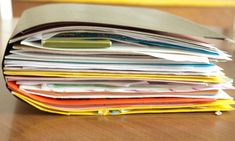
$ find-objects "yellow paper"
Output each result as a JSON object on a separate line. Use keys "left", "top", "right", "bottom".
{"left": 25, "top": 0, "right": 235, "bottom": 7}
{"left": 4, "top": 70, "right": 224, "bottom": 83}
{"left": 12, "top": 92, "right": 235, "bottom": 115}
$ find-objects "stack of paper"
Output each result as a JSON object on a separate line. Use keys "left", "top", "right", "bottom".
{"left": 2, "top": 4, "right": 234, "bottom": 115}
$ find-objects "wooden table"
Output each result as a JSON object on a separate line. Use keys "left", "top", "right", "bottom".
{"left": 1, "top": 17, "right": 235, "bottom": 141}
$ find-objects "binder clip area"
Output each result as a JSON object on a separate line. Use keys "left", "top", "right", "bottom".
{"left": 111, "top": 109, "right": 129, "bottom": 115}
{"left": 97, "top": 109, "right": 130, "bottom": 115}
{"left": 98, "top": 109, "right": 110, "bottom": 115}
{"left": 215, "top": 111, "right": 223, "bottom": 116}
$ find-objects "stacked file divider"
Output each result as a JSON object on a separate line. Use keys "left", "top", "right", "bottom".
{"left": 2, "top": 4, "right": 235, "bottom": 115}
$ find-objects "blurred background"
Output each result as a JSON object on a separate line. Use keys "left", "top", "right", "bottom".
{"left": 0, "top": 0, "right": 234, "bottom": 29}
{"left": 1, "top": 0, "right": 235, "bottom": 38}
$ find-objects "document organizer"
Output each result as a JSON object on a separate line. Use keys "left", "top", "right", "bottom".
{"left": 2, "top": 3, "right": 234, "bottom": 115}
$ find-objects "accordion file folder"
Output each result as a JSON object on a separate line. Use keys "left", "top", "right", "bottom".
{"left": 2, "top": 3, "right": 234, "bottom": 115}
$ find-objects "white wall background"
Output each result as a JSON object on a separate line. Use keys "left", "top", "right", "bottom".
{"left": 0, "top": 0, "right": 13, "bottom": 20}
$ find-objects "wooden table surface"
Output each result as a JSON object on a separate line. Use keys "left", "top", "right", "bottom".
{"left": 1, "top": 16, "right": 235, "bottom": 141}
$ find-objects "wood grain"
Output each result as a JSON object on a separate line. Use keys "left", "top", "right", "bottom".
{"left": 1, "top": 11, "right": 235, "bottom": 141}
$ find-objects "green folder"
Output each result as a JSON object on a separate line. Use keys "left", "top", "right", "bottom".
{"left": 42, "top": 38, "right": 112, "bottom": 49}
